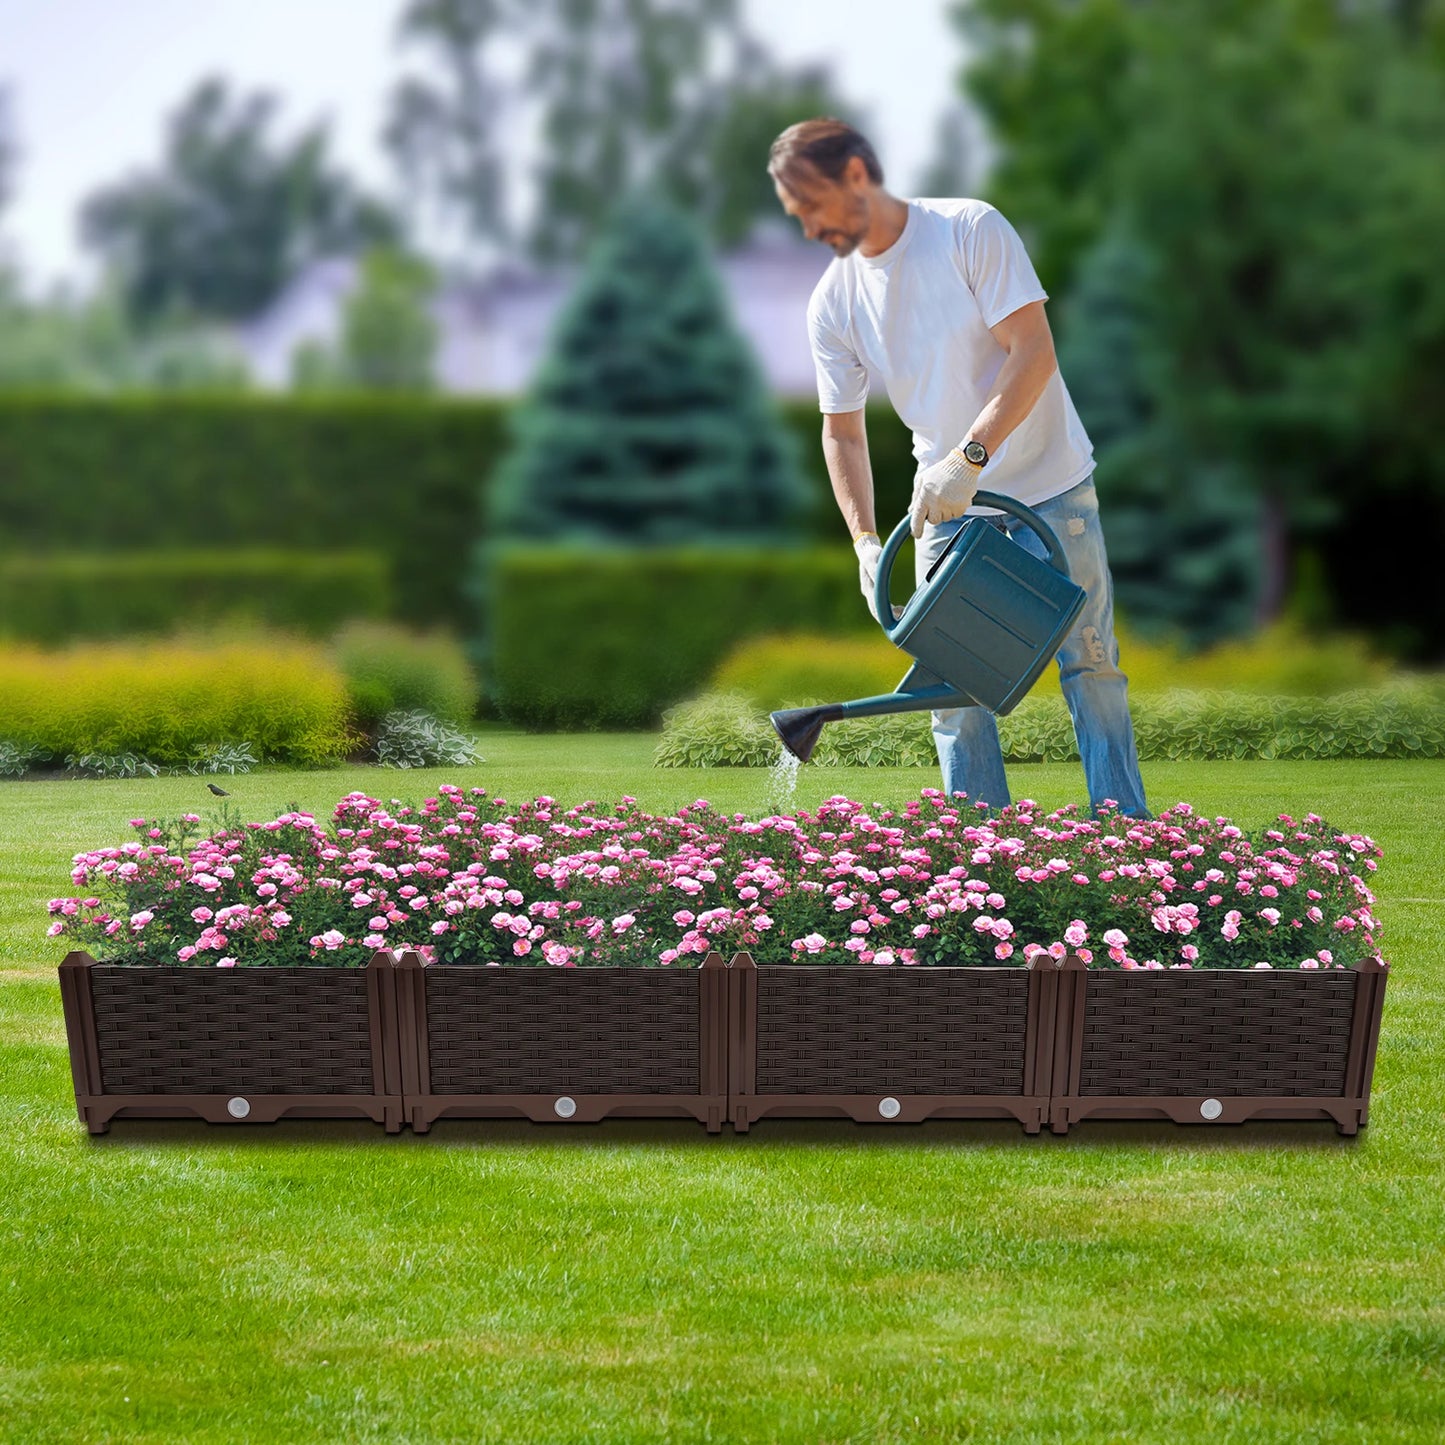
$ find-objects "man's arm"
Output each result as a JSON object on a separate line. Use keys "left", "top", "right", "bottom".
{"left": 821, "top": 408, "right": 877, "bottom": 540}
{"left": 966, "top": 300, "right": 1058, "bottom": 456}
{"left": 909, "top": 300, "right": 1060, "bottom": 536}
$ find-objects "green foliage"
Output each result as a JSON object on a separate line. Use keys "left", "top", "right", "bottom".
{"left": 331, "top": 621, "right": 479, "bottom": 729}
{"left": 0, "top": 637, "right": 356, "bottom": 767}
{"left": 63, "top": 752, "right": 162, "bottom": 780}
{"left": 1057, "top": 222, "right": 1263, "bottom": 644}
{"left": 183, "top": 741, "right": 258, "bottom": 776}
{"left": 0, "top": 549, "right": 389, "bottom": 644}
{"left": 488, "top": 198, "right": 809, "bottom": 546}
{"left": 0, "top": 395, "right": 506, "bottom": 628}
{"left": 0, "top": 739, "right": 47, "bottom": 778}
{"left": 957, "top": 0, "right": 1445, "bottom": 654}
{"left": 291, "top": 248, "right": 439, "bottom": 393}
{"left": 79, "top": 76, "right": 396, "bottom": 322}
{"left": 0, "top": 269, "right": 252, "bottom": 391}
{"left": 656, "top": 680, "right": 1445, "bottom": 767}
{"left": 487, "top": 544, "right": 862, "bottom": 730}
{"left": 709, "top": 619, "right": 1398, "bottom": 717}
{"left": 0, "top": 395, "right": 910, "bottom": 635}
{"left": 388, "top": 0, "right": 858, "bottom": 262}
{"left": 372, "top": 710, "right": 483, "bottom": 769}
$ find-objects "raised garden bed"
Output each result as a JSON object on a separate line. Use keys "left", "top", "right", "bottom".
{"left": 57, "top": 951, "right": 1387, "bottom": 1136}
{"left": 51, "top": 789, "right": 1391, "bottom": 1138}
{"left": 725, "top": 952, "right": 1056, "bottom": 1133}
{"left": 58, "top": 950, "right": 404, "bottom": 1134}
{"left": 395, "top": 949, "right": 729, "bottom": 1133}
{"left": 1045, "top": 955, "right": 1388, "bottom": 1135}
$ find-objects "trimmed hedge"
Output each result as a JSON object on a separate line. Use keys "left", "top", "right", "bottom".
{"left": 0, "top": 395, "right": 508, "bottom": 628}
{"left": 0, "top": 549, "right": 389, "bottom": 644}
{"left": 487, "top": 544, "right": 864, "bottom": 730}
{"left": 0, "top": 395, "right": 916, "bottom": 635}
{"left": 0, "top": 638, "right": 357, "bottom": 767}
{"left": 655, "top": 682, "right": 1445, "bottom": 767}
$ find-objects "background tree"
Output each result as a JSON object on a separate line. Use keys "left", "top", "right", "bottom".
{"left": 0, "top": 277, "right": 251, "bottom": 391}
{"left": 291, "top": 247, "right": 439, "bottom": 393}
{"left": 953, "top": 0, "right": 1445, "bottom": 657}
{"left": 0, "top": 85, "right": 15, "bottom": 225}
{"left": 386, "top": 0, "right": 861, "bottom": 263}
{"left": 1056, "top": 222, "right": 1263, "bottom": 646}
{"left": 487, "top": 194, "right": 809, "bottom": 543}
{"left": 80, "top": 76, "right": 399, "bottom": 323}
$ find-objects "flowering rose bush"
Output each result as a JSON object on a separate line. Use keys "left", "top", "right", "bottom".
{"left": 48, "top": 787, "right": 1384, "bottom": 971}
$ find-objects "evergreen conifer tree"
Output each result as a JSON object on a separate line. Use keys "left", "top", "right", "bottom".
{"left": 487, "top": 195, "right": 809, "bottom": 545}
{"left": 1058, "top": 222, "right": 1262, "bottom": 647}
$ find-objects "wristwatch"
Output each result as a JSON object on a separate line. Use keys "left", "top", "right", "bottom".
{"left": 962, "top": 439, "right": 989, "bottom": 468}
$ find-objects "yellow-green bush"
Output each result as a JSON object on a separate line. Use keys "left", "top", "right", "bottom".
{"left": 330, "top": 621, "right": 479, "bottom": 729}
{"left": 709, "top": 619, "right": 1399, "bottom": 712}
{"left": 0, "top": 637, "right": 357, "bottom": 766}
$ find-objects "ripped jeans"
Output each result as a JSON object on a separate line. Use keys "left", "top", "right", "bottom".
{"left": 914, "top": 474, "right": 1149, "bottom": 817}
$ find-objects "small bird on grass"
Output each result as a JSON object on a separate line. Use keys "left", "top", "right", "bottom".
{"left": 207, "top": 783, "right": 231, "bottom": 797}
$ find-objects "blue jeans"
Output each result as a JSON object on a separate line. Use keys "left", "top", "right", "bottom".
{"left": 914, "top": 475, "right": 1149, "bottom": 817}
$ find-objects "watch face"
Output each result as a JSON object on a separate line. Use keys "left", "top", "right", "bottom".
{"left": 963, "top": 440, "right": 988, "bottom": 467}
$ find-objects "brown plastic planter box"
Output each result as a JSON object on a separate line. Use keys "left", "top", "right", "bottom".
{"left": 725, "top": 953, "right": 1059, "bottom": 1133}
{"left": 58, "top": 950, "right": 405, "bottom": 1134}
{"left": 395, "top": 950, "right": 730, "bottom": 1133}
{"left": 1046, "top": 956, "right": 1388, "bottom": 1135}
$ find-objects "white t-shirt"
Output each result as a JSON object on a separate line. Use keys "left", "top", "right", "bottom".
{"left": 807, "top": 198, "right": 1094, "bottom": 512}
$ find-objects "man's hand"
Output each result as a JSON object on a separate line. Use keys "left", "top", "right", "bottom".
{"left": 910, "top": 449, "right": 983, "bottom": 538}
{"left": 855, "top": 534, "right": 902, "bottom": 624}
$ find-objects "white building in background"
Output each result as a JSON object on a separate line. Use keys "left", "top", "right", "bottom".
{"left": 233, "top": 225, "right": 829, "bottom": 398}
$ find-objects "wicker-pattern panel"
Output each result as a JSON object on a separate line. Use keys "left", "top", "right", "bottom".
{"left": 1078, "top": 971, "right": 1358, "bottom": 1096}
{"left": 425, "top": 969, "right": 700, "bottom": 1093}
{"left": 91, "top": 968, "right": 375, "bottom": 1094}
{"left": 754, "top": 969, "right": 1029, "bottom": 1095}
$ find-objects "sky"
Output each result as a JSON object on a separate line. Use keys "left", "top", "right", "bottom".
{"left": 0, "top": 0, "right": 972, "bottom": 293}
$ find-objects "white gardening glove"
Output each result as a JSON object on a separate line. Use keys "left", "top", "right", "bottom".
{"left": 910, "top": 448, "right": 983, "bottom": 538}
{"left": 854, "top": 533, "right": 902, "bottom": 625}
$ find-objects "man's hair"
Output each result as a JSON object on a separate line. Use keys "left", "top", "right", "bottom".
{"left": 768, "top": 117, "right": 883, "bottom": 192}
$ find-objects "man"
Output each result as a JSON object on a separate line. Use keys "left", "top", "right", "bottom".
{"left": 769, "top": 117, "right": 1149, "bottom": 818}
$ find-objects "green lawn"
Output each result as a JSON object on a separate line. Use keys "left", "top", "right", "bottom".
{"left": 2, "top": 735, "right": 1442, "bottom": 1442}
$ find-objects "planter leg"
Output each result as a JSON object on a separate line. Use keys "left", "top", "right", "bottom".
{"left": 384, "top": 1105, "right": 403, "bottom": 1135}
{"left": 410, "top": 1106, "right": 431, "bottom": 1135}
{"left": 732, "top": 1105, "right": 751, "bottom": 1134}
{"left": 705, "top": 1105, "right": 723, "bottom": 1135}
{"left": 84, "top": 1109, "right": 110, "bottom": 1136}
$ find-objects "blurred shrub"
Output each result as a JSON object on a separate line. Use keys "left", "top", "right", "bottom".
{"left": 0, "top": 395, "right": 914, "bottom": 620}
{"left": 0, "top": 549, "right": 388, "bottom": 644}
{"left": 331, "top": 621, "right": 478, "bottom": 729}
{"left": 1112, "top": 619, "right": 1393, "bottom": 696}
{"left": 0, "top": 637, "right": 356, "bottom": 766}
{"left": 656, "top": 681, "right": 1445, "bottom": 767}
{"left": 709, "top": 619, "right": 1399, "bottom": 714}
{"left": 712, "top": 632, "right": 901, "bottom": 712}
{"left": 0, "top": 395, "right": 508, "bottom": 629}
{"left": 487, "top": 544, "right": 861, "bottom": 730}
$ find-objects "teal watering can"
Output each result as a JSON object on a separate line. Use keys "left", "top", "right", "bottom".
{"left": 771, "top": 491, "right": 1087, "bottom": 764}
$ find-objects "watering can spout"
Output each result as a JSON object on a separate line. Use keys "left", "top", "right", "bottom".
{"left": 770, "top": 664, "right": 973, "bottom": 764}
{"left": 770, "top": 705, "right": 842, "bottom": 764}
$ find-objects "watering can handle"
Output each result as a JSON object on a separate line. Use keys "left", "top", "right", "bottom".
{"left": 874, "top": 490, "right": 1073, "bottom": 640}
